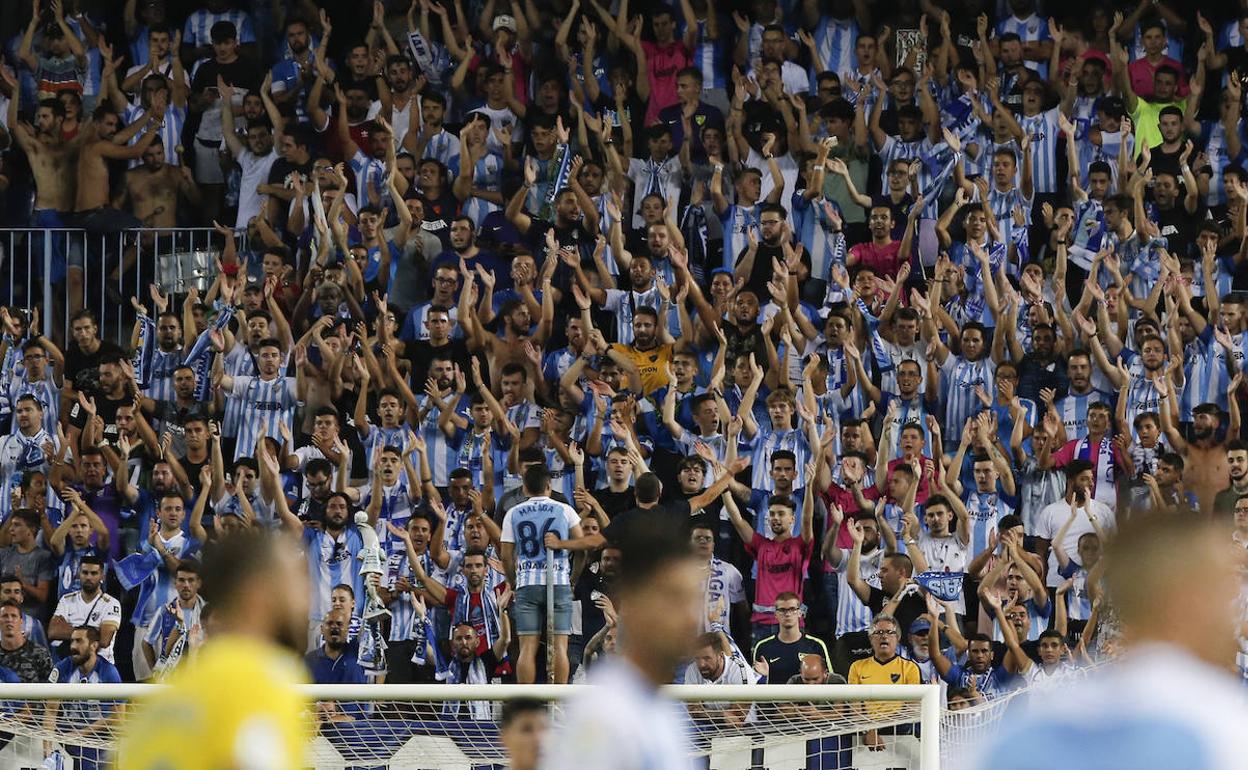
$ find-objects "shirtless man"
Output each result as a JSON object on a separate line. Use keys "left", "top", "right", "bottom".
{"left": 114, "top": 137, "right": 201, "bottom": 228}
{"left": 1157, "top": 375, "right": 1243, "bottom": 513}
{"left": 460, "top": 256, "right": 553, "bottom": 383}
{"left": 75, "top": 106, "right": 163, "bottom": 218}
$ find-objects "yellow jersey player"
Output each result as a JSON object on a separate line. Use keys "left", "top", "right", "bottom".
{"left": 117, "top": 532, "right": 311, "bottom": 770}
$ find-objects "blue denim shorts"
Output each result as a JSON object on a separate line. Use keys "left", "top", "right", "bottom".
{"left": 513, "top": 584, "right": 573, "bottom": 636}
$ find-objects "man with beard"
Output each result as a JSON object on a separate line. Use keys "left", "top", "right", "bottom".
{"left": 424, "top": 613, "right": 511, "bottom": 717}
{"left": 931, "top": 627, "right": 1016, "bottom": 701}
{"left": 377, "top": 513, "right": 446, "bottom": 683}
{"left": 610, "top": 307, "right": 676, "bottom": 397}
{"left": 405, "top": 91, "right": 459, "bottom": 169}
{"left": 66, "top": 351, "right": 134, "bottom": 454}
{"left": 6, "top": 94, "right": 75, "bottom": 286}
{"left": 1090, "top": 331, "right": 1171, "bottom": 443}
{"left": 118, "top": 532, "right": 311, "bottom": 770}
{"left": 46, "top": 626, "right": 122, "bottom": 770}
{"left": 141, "top": 560, "right": 206, "bottom": 678}
{"left": 921, "top": 309, "right": 998, "bottom": 452}
{"left": 217, "top": 77, "right": 278, "bottom": 230}
{"left": 1156, "top": 389, "right": 1241, "bottom": 513}
{"left": 0, "top": 397, "right": 59, "bottom": 522}
{"left": 305, "top": 608, "right": 365, "bottom": 687}
{"left": 400, "top": 264, "right": 462, "bottom": 344}
{"left": 142, "top": 366, "right": 212, "bottom": 457}
{"left": 1053, "top": 350, "right": 1112, "bottom": 442}
{"left": 462, "top": 262, "right": 553, "bottom": 382}
{"left": 1042, "top": 399, "right": 1124, "bottom": 513}
{"left": 573, "top": 252, "right": 669, "bottom": 347}
{"left": 129, "top": 301, "right": 185, "bottom": 403}
{"left": 50, "top": 557, "right": 122, "bottom": 664}
{"left": 412, "top": 355, "right": 469, "bottom": 488}
{"left": 684, "top": 631, "right": 758, "bottom": 726}
{"left": 215, "top": 337, "right": 298, "bottom": 462}
{"left": 276, "top": 486, "right": 368, "bottom": 650}
{"left": 416, "top": 549, "right": 512, "bottom": 661}
{"left": 1213, "top": 441, "right": 1248, "bottom": 517}
{"left": 433, "top": 217, "right": 506, "bottom": 289}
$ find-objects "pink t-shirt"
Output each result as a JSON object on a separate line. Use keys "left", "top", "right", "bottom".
{"left": 1128, "top": 56, "right": 1188, "bottom": 102}
{"left": 642, "top": 39, "right": 690, "bottom": 125}
{"left": 849, "top": 240, "right": 906, "bottom": 279}
{"left": 746, "top": 533, "right": 813, "bottom": 624}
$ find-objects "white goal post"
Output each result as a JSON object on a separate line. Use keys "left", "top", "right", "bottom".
{"left": 0, "top": 682, "right": 941, "bottom": 769}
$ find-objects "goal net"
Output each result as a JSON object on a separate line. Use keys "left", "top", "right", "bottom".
{"left": 0, "top": 683, "right": 940, "bottom": 770}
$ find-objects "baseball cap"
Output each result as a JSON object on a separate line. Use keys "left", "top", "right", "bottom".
{"left": 209, "top": 20, "right": 238, "bottom": 43}
{"left": 909, "top": 618, "right": 932, "bottom": 635}
{"left": 1095, "top": 96, "right": 1125, "bottom": 120}
{"left": 492, "top": 14, "right": 517, "bottom": 32}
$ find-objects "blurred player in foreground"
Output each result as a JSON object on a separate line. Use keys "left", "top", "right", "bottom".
{"left": 975, "top": 511, "right": 1248, "bottom": 769}
{"left": 542, "top": 516, "right": 701, "bottom": 770}
{"left": 117, "top": 532, "right": 311, "bottom": 769}
{"left": 502, "top": 698, "right": 550, "bottom": 770}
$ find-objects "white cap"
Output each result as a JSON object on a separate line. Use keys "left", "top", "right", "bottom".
{"left": 492, "top": 14, "right": 517, "bottom": 32}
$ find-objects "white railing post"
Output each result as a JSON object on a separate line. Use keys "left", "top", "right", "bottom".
{"left": 920, "top": 683, "right": 941, "bottom": 769}
{"left": 41, "top": 229, "right": 52, "bottom": 337}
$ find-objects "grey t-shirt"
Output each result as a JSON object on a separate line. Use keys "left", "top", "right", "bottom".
{"left": 0, "top": 545, "right": 56, "bottom": 613}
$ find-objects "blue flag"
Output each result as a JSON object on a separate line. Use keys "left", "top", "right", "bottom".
{"left": 183, "top": 302, "right": 235, "bottom": 402}
{"left": 916, "top": 571, "right": 966, "bottom": 602}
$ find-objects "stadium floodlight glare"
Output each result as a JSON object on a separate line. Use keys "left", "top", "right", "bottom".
{"left": 0, "top": 682, "right": 942, "bottom": 769}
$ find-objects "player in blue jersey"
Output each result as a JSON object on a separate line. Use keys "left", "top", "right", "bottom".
{"left": 47, "top": 626, "right": 122, "bottom": 770}
{"left": 501, "top": 464, "right": 582, "bottom": 684}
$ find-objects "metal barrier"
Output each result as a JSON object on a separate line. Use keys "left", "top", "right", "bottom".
{"left": 0, "top": 227, "right": 241, "bottom": 346}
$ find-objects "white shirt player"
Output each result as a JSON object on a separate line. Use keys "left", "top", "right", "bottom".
{"left": 52, "top": 589, "right": 122, "bottom": 663}
{"left": 544, "top": 658, "right": 697, "bottom": 770}
{"left": 499, "top": 495, "right": 581, "bottom": 588}
{"left": 975, "top": 644, "right": 1248, "bottom": 770}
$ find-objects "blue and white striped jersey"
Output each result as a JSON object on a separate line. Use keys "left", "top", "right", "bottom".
{"left": 421, "top": 127, "right": 461, "bottom": 170}
{"left": 720, "top": 203, "right": 761, "bottom": 270}
{"left": 812, "top": 16, "right": 859, "bottom": 87}
{"left": 452, "top": 150, "right": 504, "bottom": 227}
{"left": 940, "top": 355, "right": 995, "bottom": 435}
{"left": 303, "top": 525, "right": 366, "bottom": 622}
{"left": 414, "top": 392, "right": 469, "bottom": 486}
{"left": 182, "top": 9, "right": 256, "bottom": 47}
{"left": 995, "top": 14, "right": 1052, "bottom": 78}
{"left": 142, "top": 348, "right": 182, "bottom": 403}
{"left": 1019, "top": 108, "right": 1062, "bottom": 194}
{"left": 7, "top": 374, "right": 60, "bottom": 435}
{"left": 1181, "top": 326, "right": 1231, "bottom": 422}
{"left": 601, "top": 286, "right": 674, "bottom": 344}
{"left": 228, "top": 375, "right": 298, "bottom": 461}
{"left": 835, "top": 547, "right": 881, "bottom": 636}
{"left": 875, "top": 135, "right": 931, "bottom": 195}
{"left": 1055, "top": 390, "right": 1112, "bottom": 441}
{"left": 962, "top": 488, "right": 1016, "bottom": 559}
{"left": 500, "top": 496, "right": 581, "bottom": 588}
{"left": 744, "top": 426, "right": 811, "bottom": 492}
{"left": 685, "top": 18, "right": 730, "bottom": 89}
{"left": 220, "top": 344, "right": 259, "bottom": 439}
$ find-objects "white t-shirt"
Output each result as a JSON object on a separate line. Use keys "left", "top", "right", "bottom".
{"left": 545, "top": 658, "right": 697, "bottom": 770}
{"left": 974, "top": 644, "right": 1248, "bottom": 770}
{"left": 53, "top": 590, "right": 123, "bottom": 663}
{"left": 1032, "top": 499, "right": 1116, "bottom": 588}
{"left": 232, "top": 147, "right": 279, "bottom": 229}
{"left": 500, "top": 496, "right": 581, "bottom": 588}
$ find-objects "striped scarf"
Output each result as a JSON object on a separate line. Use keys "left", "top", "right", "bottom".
{"left": 132, "top": 314, "right": 156, "bottom": 388}
{"left": 451, "top": 586, "right": 502, "bottom": 649}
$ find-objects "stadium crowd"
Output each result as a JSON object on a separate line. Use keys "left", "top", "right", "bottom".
{"left": 0, "top": 0, "right": 1245, "bottom": 762}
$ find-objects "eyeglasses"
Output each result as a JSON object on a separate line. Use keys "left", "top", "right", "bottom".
{"left": 870, "top": 629, "right": 898, "bottom": 637}
{"left": 775, "top": 606, "right": 802, "bottom": 615}
{"left": 692, "top": 535, "right": 714, "bottom": 543}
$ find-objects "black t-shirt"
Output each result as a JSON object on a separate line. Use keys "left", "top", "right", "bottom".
{"left": 190, "top": 58, "right": 260, "bottom": 97}
{"left": 593, "top": 488, "right": 637, "bottom": 518}
{"left": 68, "top": 392, "right": 132, "bottom": 447}
{"left": 866, "top": 586, "right": 927, "bottom": 640}
{"left": 991, "top": 639, "right": 1040, "bottom": 669}
{"left": 64, "top": 340, "right": 127, "bottom": 392}
{"left": 752, "top": 633, "right": 828, "bottom": 686}
{"left": 735, "top": 242, "right": 784, "bottom": 298}
{"left": 405, "top": 339, "right": 479, "bottom": 396}
{"left": 1154, "top": 203, "right": 1203, "bottom": 260}
{"left": 602, "top": 500, "right": 694, "bottom": 545}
